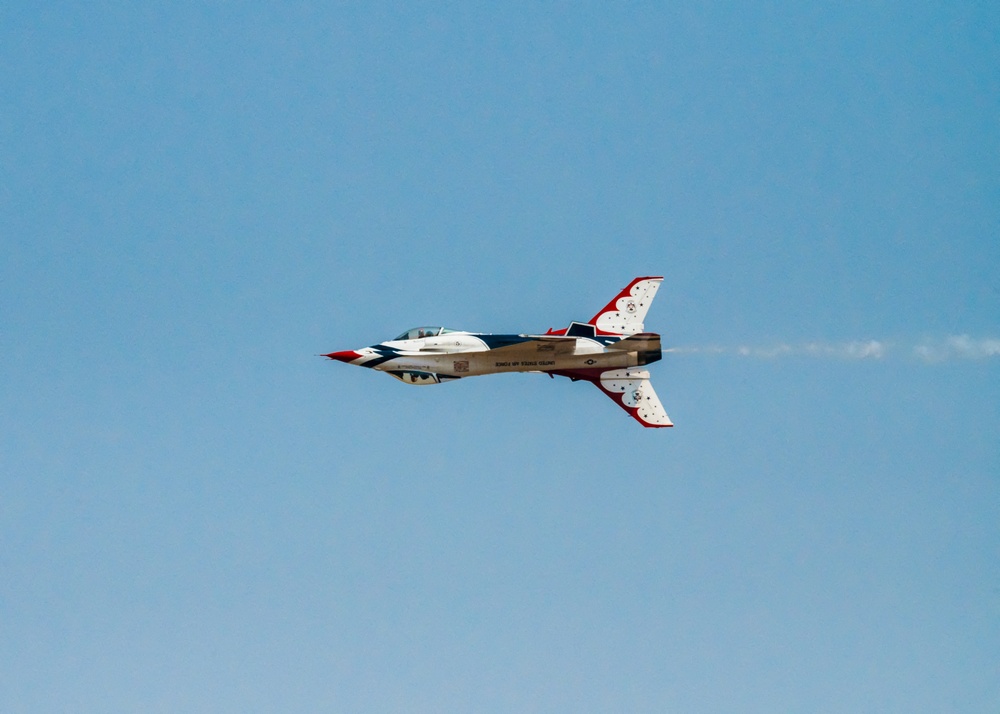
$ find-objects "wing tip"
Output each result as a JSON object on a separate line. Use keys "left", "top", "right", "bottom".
{"left": 636, "top": 417, "right": 674, "bottom": 428}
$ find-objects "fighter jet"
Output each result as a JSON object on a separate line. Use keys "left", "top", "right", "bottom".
{"left": 324, "top": 277, "right": 672, "bottom": 427}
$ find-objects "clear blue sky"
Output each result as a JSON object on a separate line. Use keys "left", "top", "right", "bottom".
{"left": 2, "top": 3, "right": 998, "bottom": 712}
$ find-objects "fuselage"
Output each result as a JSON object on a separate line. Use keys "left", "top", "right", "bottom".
{"left": 328, "top": 326, "right": 662, "bottom": 385}
{"left": 323, "top": 276, "right": 673, "bottom": 427}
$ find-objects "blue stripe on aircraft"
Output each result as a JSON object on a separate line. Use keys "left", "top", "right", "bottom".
{"left": 363, "top": 349, "right": 401, "bottom": 369}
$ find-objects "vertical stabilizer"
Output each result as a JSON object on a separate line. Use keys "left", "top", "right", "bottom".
{"left": 594, "top": 368, "right": 673, "bottom": 427}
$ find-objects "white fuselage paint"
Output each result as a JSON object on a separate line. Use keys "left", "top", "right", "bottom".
{"left": 369, "top": 335, "right": 640, "bottom": 378}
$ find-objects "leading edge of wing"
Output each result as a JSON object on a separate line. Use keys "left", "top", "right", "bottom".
{"left": 482, "top": 334, "right": 580, "bottom": 355}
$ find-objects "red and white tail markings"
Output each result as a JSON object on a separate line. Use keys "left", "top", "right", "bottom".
{"left": 589, "top": 277, "right": 663, "bottom": 335}
{"left": 595, "top": 368, "right": 673, "bottom": 428}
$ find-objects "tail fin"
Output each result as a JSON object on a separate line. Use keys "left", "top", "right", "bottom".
{"left": 589, "top": 277, "right": 663, "bottom": 335}
{"left": 595, "top": 368, "right": 673, "bottom": 427}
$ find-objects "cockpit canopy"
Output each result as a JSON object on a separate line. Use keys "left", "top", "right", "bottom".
{"left": 392, "top": 326, "right": 457, "bottom": 341}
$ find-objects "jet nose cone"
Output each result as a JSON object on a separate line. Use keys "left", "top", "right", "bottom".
{"left": 323, "top": 350, "right": 363, "bottom": 363}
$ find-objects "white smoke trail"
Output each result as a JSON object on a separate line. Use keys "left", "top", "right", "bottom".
{"left": 914, "top": 335, "right": 1000, "bottom": 363}
{"left": 668, "top": 340, "right": 888, "bottom": 360}
{"left": 668, "top": 336, "right": 999, "bottom": 362}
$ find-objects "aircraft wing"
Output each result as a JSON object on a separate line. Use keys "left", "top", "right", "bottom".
{"left": 593, "top": 368, "right": 673, "bottom": 428}
{"left": 486, "top": 335, "right": 580, "bottom": 356}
